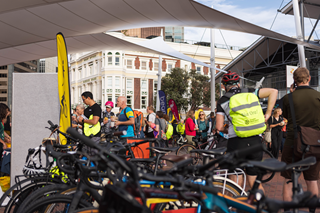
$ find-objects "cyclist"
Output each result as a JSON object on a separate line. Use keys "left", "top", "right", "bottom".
{"left": 101, "top": 101, "right": 115, "bottom": 135}
{"left": 215, "top": 71, "right": 278, "bottom": 190}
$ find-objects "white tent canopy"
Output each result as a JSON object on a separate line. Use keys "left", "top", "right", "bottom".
{"left": 0, "top": 0, "right": 320, "bottom": 66}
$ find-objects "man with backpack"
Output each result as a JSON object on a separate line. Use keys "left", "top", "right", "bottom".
{"left": 114, "top": 96, "right": 134, "bottom": 138}
{"left": 144, "top": 105, "right": 156, "bottom": 138}
{"left": 215, "top": 71, "right": 278, "bottom": 190}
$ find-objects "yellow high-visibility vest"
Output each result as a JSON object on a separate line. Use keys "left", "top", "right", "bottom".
{"left": 84, "top": 114, "right": 101, "bottom": 137}
{"left": 229, "top": 93, "right": 266, "bottom": 137}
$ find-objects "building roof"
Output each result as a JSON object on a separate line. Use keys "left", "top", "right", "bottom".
{"left": 0, "top": 0, "right": 319, "bottom": 67}
{"left": 281, "top": 0, "right": 320, "bottom": 19}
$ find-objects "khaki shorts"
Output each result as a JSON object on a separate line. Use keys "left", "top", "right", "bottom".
{"left": 281, "top": 145, "right": 320, "bottom": 181}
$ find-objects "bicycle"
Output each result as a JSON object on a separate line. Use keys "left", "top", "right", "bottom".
{"left": 171, "top": 133, "right": 187, "bottom": 147}
{"left": 176, "top": 133, "right": 220, "bottom": 165}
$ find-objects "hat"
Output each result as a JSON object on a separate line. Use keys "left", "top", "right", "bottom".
{"left": 105, "top": 101, "right": 114, "bottom": 108}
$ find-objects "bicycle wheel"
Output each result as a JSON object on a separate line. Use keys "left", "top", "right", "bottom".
{"left": 176, "top": 144, "right": 200, "bottom": 165}
{"left": 24, "top": 194, "right": 91, "bottom": 213}
{"left": 73, "top": 207, "right": 98, "bottom": 213}
{"left": 4, "top": 181, "right": 59, "bottom": 213}
{"left": 212, "top": 179, "right": 245, "bottom": 197}
{"left": 0, "top": 176, "right": 54, "bottom": 207}
{"left": 261, "top": 148, "right": 276, "bottom": 183}
{"left": 16, "top": 184, "right": 74, "bottom": 213}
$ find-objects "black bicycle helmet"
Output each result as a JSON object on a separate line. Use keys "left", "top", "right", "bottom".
{"left": 222, "top": 71, "right": 240, "bottom": 85}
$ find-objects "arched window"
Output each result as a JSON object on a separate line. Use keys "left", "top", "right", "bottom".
{"left": 107, "top": 52, "right": 112, "bottom": 65}
{"left": 115, "top": 52, "right": 120, "bottom": 66}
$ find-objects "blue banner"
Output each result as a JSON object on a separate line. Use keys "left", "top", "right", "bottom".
{"left": 158, "top": 90, "right": 167, "bottom": 114}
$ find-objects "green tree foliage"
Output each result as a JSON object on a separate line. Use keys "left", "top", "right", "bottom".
{"left": 189, "top": 69, "right": 211, "bottom": 110}
{"left": 161, "top": 67, "right": 220, "bottom": 112}
{"left": 161, "top": 68, "right": 189, "bottom": 112}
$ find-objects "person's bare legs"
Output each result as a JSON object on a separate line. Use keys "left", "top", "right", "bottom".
{"left": 229, "top": 175, "right": 244, "bottom": 188}
{"left": 283, "top": 179, "right": 292, "bottom": 201}
{"left": 305, "top": 180, "right": 318, "bottom": 197}
{"left": 247, "top": 175, "right": 265, "bottom": 193}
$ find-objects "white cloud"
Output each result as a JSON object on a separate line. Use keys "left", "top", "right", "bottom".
{"left": 185, "top": 0, "right": 320, "bottom": 48}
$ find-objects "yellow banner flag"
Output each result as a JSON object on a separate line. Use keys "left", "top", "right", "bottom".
{"left": 56, "top": 33, "right": 71, "bottom": 145}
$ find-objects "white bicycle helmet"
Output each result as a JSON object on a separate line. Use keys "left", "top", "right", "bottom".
{"left": 22, "top": 145, "right": 47, "bottom": 178}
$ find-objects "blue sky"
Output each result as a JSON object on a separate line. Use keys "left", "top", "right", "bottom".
{"left": 184, "top": 0, "right": 319, "bottom": 48}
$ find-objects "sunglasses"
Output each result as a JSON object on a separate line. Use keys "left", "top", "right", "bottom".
{"left": 200, "top": 114, "right": 204, "bottom": 115}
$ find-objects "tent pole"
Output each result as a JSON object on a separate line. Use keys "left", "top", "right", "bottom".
{"left": 210, "top": 28, "right": 216, "bottom": 112}
{"left": 292, "top": 0, "right": 306, "bottom": 68}
{"left": 156, "top": 55, "right": 162, "bottom": 111}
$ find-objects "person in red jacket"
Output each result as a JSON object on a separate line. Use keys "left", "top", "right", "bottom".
{"left": 185, "top": 110, "right": 198, "bottom": 148}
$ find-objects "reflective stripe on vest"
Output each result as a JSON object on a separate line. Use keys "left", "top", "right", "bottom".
{"left": 229, "top": 92, "right": 266, "bottom": 138}
{"left": 231, "top": 101, "right": 260, "bottom": 112}
{"left": 84, "top": 114, "right": 101, "bottom": 137}
{"left": 236, "top": 122, "right": 265, "bottom": 131}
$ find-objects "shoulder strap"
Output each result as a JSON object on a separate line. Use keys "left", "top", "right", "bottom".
{"left": 123, "top": 107, "right": 130, "bottom": 120}
{"left": 223, "top": 92, "right": 234, "bottom": 99}
{"left": 288, "top": 93, "right": 298, "bottom": 139}
{"left": 241, "top": 88, "right": 249, "bottom": 93}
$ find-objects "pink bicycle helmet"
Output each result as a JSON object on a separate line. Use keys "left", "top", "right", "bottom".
{"left": 105, "top": 101, "right": 114, "bottom": 108}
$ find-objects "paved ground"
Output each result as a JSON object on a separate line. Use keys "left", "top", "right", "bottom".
{"left": 0, "top": 152, "right": 319, "bottom": 212}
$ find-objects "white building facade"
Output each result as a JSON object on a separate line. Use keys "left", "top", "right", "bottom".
{"left": 69, "top": 37, "right": 242, "bottom": 112}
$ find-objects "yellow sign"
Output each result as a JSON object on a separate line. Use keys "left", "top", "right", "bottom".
{"left": 56, "top": 33, "right": 71, "bottom": 145}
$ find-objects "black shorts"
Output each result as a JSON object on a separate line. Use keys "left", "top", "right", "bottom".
{"left": 227, "top": 135, "right": 263, "bottom": 176}
{"left": 281, "top": 145, "right": 320, "bottom": 181}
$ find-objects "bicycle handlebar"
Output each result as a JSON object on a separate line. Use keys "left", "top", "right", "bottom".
{"left": 67, "top": 127, "right": 132, "bottom": 173}
{"left": 47, "top": 120, "right": 78, "bottom": 143}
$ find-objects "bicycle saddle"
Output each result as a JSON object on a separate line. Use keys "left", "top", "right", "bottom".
{"left": 246, "top": 158, "right": 286, "bottom": 172}
{"left": 285, "top": 156, "right": 316, "bottom": 170}
{"left": 161, "top": 154, "right": 189, "bottom": 163}
{"left": 190, "top": 147, "right": 227, "bottom": 156}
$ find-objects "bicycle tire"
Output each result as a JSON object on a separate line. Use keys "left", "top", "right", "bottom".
{"left": 16, "top": 184, "right": 74, "bottom": 213}
{"left": 23, "top": 194, "right": 92, "bottom": 213}
{"left": 0, "top": 176, "right": 55, "bottom": 207}
{"left": 73, "top": 207, "right": 99, "bottom": 213}
{"left": 261, "top": 148, "right": 276, "bottom": 183}
{"left": 4, "top": 181, "right": 58, "bottom": 213}
{"left": 212, "top": 179, "right": 245, "bottom": 197}
{"left": 176, "top": 144, "right": 200, "bottom": 165}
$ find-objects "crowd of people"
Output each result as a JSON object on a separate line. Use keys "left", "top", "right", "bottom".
{"left": 71, "top": 92, "right": 218, "bottom": 149}
{"left": 70, "top": 67, "right": 320, "bottom": 211}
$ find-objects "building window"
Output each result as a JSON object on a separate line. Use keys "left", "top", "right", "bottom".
{"left": 141, "top": 61, "right": 146, "bottom": 70}
{"left": 127, "top": 95, "right": 133, "bottom": 108}
{"left": 127, "top": 60, "right": 132, "bottom": 69}
{"left": 89, "top": 64, "right": 93, "bottom": 75}
{"left": 115, "top": 76, "right": 120, "bottom": 88}
{"left": 154, "top": 62, "right": 158, "bottom": 71}
{"left": 127, "top": 79, "right": 133, "bottom": 90}
{"left": 107, "top": 76, "right": 112, "bottom": 87}
{"left": 141, "top": 80, "right": 147, "bottom": 90}
{"left": 196, "top": 66, "right": 201, "bottom": 74}
{"left": 107, "top": 95, "right": 112, "bottom": 102}
{"left": 168, "top": 64, "right": 173, "bottom": 71}
{"left": 115, "top": 52, "right": 120, "bottom": 66}
{"left": 0, "top": 74, "right": 7, "bottom": 78}
{"left": 108, "top": 52, "right": 112, "bottom": 65}
{"left": 141, "top": 96, "right": 147, "bottom": 109}
{"left": 154, "top": 81, "right": 158, "bottom": 98}
{"left": 0, "top": 97, "right": 6, "bottom": 102}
